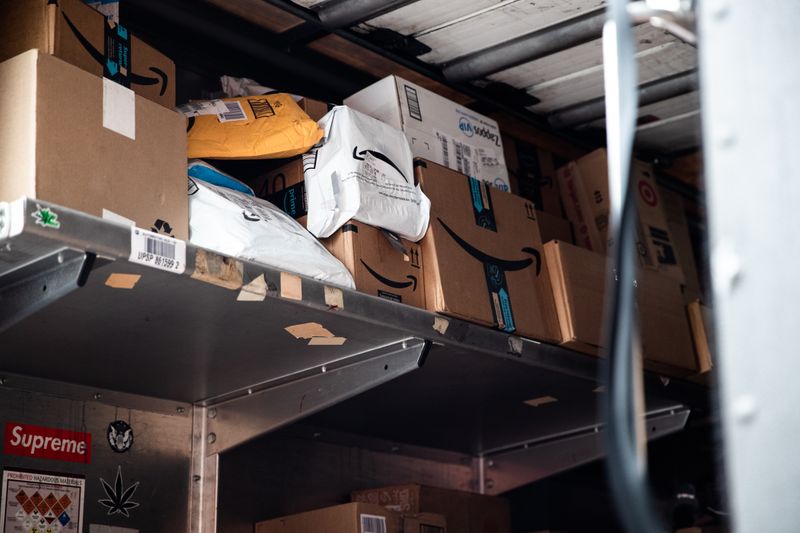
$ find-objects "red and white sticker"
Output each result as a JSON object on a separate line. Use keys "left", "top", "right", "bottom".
{"left": 4, "top": 423, "right": 92, "bottom": 464}
{"left": 638, "top": 179, "right": 659, "bottom": 207}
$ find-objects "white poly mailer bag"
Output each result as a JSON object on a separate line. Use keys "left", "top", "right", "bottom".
{"left": 304, "top": 106, "right": 431, "bottom": 241}
{"left": 188, "top": 178, "right": 355, "bottom": 289}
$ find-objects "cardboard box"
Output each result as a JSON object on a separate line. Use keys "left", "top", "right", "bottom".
{"left": 536, "top": 210, "right": 573, "bottom": 245}
{"left": 557, "top": 149, "right": 685, "bottom": 283}
{"left": 325, "top": 221, "right": 425, "bottom": 308}
{"left": 255, "top": 160, "right": 426, "bottom": 308}
{"left": 0, "top": 51, "right": 187, "bottom": 238}
{"left": 0, "top": 0, "right": 175, "bottom": 107}
{"left": 662, "top": 188, "right": 704, "bottom": 302}
{"left": 298, "top": 97, "right": 331, "bottom": 122}
{"left": 253, "top": 158, "right": 307, "bottom": 225}
{"left": 402, "top": 513, "right": 447, "bottom": 533}
{"left": 255, "top": 502, "right": 400, "bottom": 533}
{"left": 345, "top": 76, "right": 510, "bottom": 192}
{"left": 416, "top": 159, "right": 560, "bottom": 342}
{"left": 687, "top": 299, "right": 713, "bottom": 374}
{"left": 544, "top": 240, "right": 698, "bottom": 373}
{"left": 352, "top": 484, "right": 510, "bottom": 533}
{"left": 543, "top": 240, "right": 606, "bottom": 355}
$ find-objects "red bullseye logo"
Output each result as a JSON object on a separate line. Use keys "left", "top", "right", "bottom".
{"left": 639, "top": 180, "right": 658, "bottom": 207}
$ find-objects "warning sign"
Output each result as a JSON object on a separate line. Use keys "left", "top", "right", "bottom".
{"left": 1, "top": 469, "right": 85, "bottom": 532}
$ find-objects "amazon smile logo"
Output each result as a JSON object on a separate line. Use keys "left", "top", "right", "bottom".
{"left": 62, "top": 11, "right": 169, "bottom": 96}
{"left": 352, "top": 147, "right": 409, "bottom": 183}
{"left": 436, "top": 218, "right": 541, "bottom": 275}
{"left": 360, "top": 260, "right": 417, "bottom": 291}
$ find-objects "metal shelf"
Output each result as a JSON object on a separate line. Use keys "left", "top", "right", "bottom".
{"left": 0, "top": 197, "right": 697, "bottom": 531}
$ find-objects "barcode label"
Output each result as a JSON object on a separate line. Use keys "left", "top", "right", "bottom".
{"left": 454, "top": 141, "right": 472, "bottom": 176}
{"left": 437, "top": 132, "right": 450, "bottom": 167}
{"left": 218, "top": 101, "right": 247, "bottom": 123}
{"left": 404, "top": 85, "right": 422, "bottom": 121}
{"left": 129, "top": 227, "right": 186, "bottom": 274}
{"left": 360, "top": 514, "right": 387, "bottom": 533}
{"left": 176, "top": 99, "right": 228, "bottom": 117}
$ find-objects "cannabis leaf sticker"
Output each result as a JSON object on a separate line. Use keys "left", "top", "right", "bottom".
{"left": 98, "top": 466, "right": 140, "bottom": 517}
{"left": 32, "top": 204, "right": 61, "bottom": 229}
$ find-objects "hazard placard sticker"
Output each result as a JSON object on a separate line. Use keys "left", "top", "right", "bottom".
{"left": 129, "top": 227, "right": 186, "bottom": 274}
{"left": 1, "top": 469, "right": 85, "bottom": 532}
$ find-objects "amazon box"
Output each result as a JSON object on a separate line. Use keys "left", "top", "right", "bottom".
{"left": 0, "top": 51, "right": 187, "bottom": 238}
{"left": 0, "top": 0, "right": 175, "bottom": 107}
{"left": 253, "top": 158, "right": 307, "bottom": 225}
{"left": 325, "top": 221, "right": 425, "bottom": 308}
{"left": 255, "top": 160, "right": 425, "bottom": 307}
{"left": 544, "top": 240, "right": 698, "bottom": 374}
{"left": 556, "top": 149, "right": 685, "bottom": 283}
{"left": 416, "top": 159, "right": 560, "bottom": 342}
{"left": 352, "top": 484, "right": 509, "bottom": 533}
{"left": 256, "top": 502, "right": 400, "bottom": 533}
{"left": 345, "top": 75, "right": 510, "bottom": 192}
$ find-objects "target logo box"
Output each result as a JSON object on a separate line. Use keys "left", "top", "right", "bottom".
{"left": 556, "top": 148, "right": 685, "bottom": 284}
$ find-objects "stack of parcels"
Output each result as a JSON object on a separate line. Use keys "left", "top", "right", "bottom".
{"left": 550, "top": 148, "right": 712, "bottom": 376}
{"left": 0, "top": 0, "right": 187, "bottom": 237}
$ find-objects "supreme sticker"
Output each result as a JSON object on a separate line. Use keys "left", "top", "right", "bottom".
{"left": 4, "top": 423, "right": 91, "bottom": 464}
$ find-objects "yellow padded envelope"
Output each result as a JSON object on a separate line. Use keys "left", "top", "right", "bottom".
{"left": 187, "top": 94, "right": 323, "bottom": 159}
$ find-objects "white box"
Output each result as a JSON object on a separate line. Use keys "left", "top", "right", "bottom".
{"left": 344, "top": 75, "right": 510, "bottom": 191}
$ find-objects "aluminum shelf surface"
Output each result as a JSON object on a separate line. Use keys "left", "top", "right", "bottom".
{"left": 0, "top": 198, "right": 697, "bottom": 456}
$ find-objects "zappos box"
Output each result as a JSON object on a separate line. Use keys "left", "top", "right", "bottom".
{"left": 0, "top": 0, "right": 175, "bottom": 107}
{"left": 0, "top": 51, "right": 187, "bottom": 238}
{"left": 415, "top": 159, "right": 560, "bottom": 342}
{"left": 345, "top": 75, "right": 511, "bottom": 192}
{"left": 254, "top": 159, "right": 426, "bottom": 309}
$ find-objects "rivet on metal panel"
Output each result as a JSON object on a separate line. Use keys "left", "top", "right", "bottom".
{"left": 92, "top": 393, "right": 103, "bottom": 400}
{"left": 247, "top": 388, "right": 253, "bottom": 395}
{"left": 207, "top": 432, "right": 217, "bottom": 444}
{"left": 176, "top": 407, "right": 186, "bottom": 414}
{"left": 713, "top": 243, "right": 743, "bottom": 291}
{"left": 57, "top": 253, "right": 64, "bottom": 264}
{"left": 709, "top": 0, "right": 729, "bottom": 20}
{"left": 487, "top": 460, "right": 495, "bottom": 468}
{"left": 733, "top": 395, "right": 759, "bottom": 424}
{"left": 321, "top": 366, "right": 327, "bottom": 373}
{"left": 208, "top": 408, "right": 217, "bottom": 419}
{"left": 402, "top": 341, "right": 408, "bottom": 350}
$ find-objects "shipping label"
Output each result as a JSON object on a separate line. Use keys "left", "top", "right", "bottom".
{"left": 129, "top": 227, "right": 186, "bottom": 274}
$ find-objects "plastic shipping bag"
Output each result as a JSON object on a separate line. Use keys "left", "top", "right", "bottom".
{"left": 187, "top": 94, "right": 323, "bottom": 160}
{"left": 188, "top": 178, "right": 355, "bottom": 289}
{"left": 304, "top": 106, "right": 430, "bottom": 242}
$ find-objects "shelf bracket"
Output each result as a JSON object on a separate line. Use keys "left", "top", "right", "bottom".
{"left": 203, "top": 338, "right": 429, "bottom": 456}
{"left": 189, "top": 338, "right": 427, "bottom": 533}
{"left": 0, "top": 249, "right": 94, "bottom": 333}
{"left": 479, "top": 407, "right": 690, "bottom": 495}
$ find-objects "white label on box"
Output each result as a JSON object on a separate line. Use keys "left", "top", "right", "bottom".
{"left": 129, "top": 227, "right": 186, "bottom": 274}
{"left": 360, "top": 514, "right": 387, "bottom": 533}
{"left": 102, "top": 77, "right": 135, "bottom": 140}
{"left": 176, "top": 99, "right": 229, "bottom": 117}
{"left": 217, "top": 100, "right": 248, "bottom": 123}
